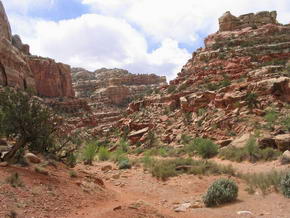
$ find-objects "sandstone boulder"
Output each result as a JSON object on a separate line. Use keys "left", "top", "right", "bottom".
{"left": 274, "top": 134, "right": 290, "bottom": 151}
{"left": 24, "top": 153, "right": 41, "bottom": 164}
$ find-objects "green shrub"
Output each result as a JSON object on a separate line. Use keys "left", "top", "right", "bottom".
{"left": 0, "top": 88, "right": 57, "bottom": 161}
{"left": 118, "top": 157, "right": 132, "bottom": 170}
{"left": 203, "top": 178, "right": 238, "bottom": 207}
{"left": 281, "top": 172, "right": 290, "bottom": 198}
{"left": 98, "top": 146, "right": 110, "bottom": 161}
{"left": 282, "top": 115, "right": 290, "bottom": 132}
{"left": 193, "top": 138, "right": 218, "bottom": 158}
{"left": 245, "top": 93, "right": 258, "bottom": 109}
{"left": 66, "top": 152, "right": 77, "bottom": 168}
{"left": 82, "top": 142, "right": 98, "bottom": 165}
{"left": 69, "top": 170, "right": 77, "bottom": 178}
{"left": 264, "top": 109, "right": 279, "bottom": 129}
{"left": 219, "top": 137, "right": 281, "bottom": 163}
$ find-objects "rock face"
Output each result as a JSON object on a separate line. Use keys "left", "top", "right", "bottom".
{"left": 72, "top": 68, "right": 167, "bottom": 106}
{"left": 115, "top": 11, "right": 290, "bottom": 146}
{"left": 0, "top": 0, "right": 74, "bottom": 98}
{"left": 0, "top": 1, "right": 11, "bottom": 41}
{"left": 219, "top": 11, "right": 278, "bottom": 31}
{"left": 28, "top": 57, "right": 75, "bottom": 97}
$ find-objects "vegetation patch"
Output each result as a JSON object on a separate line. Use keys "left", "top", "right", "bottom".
{"left": 203, "top": 178, "right": 238, "bottom": 207}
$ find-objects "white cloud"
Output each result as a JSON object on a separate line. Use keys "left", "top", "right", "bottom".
{"left": 4, "top": 0, "right": 290, "bottom": 81}
{"left": 11, "top": 13, "right": 190, "bottom": 80}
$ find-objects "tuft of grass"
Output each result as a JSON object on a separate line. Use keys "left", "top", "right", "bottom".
{"left": 69, "top": 170, "right": 77, "bottom": 178}
{"left": 219, "top": 136, "right": 281, "bottom": 162}
{"left": 241, "top": 170, "right": 288, "bottom": 195}
{"left": 5, "top": 172, "right": 24, "bottom": 188}
{"left": 98, "top": 146, "right": 110, "bottom": 161}
{"left": 281, "top": 171, "right": 290, "bottom": 198}
{"left": 144, "top": 158, "right": 235, "bottom": 181}
{"left": 82, "top": 141, "right": 98, "bottom": 165}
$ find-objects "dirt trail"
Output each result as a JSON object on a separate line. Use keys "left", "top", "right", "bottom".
{"left": 68, "top": 161, "right": 290, "bottom": 218}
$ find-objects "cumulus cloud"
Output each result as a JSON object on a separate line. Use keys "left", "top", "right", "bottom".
{"left": 3, "top": 0, "right": 290, "bottom": 81}
{"left": 11, "top": 13, "right": 190, "bottom": 79}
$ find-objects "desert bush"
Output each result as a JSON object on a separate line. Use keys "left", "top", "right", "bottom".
{"left": 281, "top": 172, "right": 290, "bottom": 198}
{"left": 282, "top": 115, "right": 290, "bottom": 132}
{"left": 98, "top": 146, "right": 110, "bottom": 161}
{"left": 82, "top": 141, "right": 98, "bottom": 165}
{"left": 219, "top": 137, "right": 281, "bottom": 163}
{"left": 66, "top": 153, "right": 77, "bottom": 168}
{"left": 0, "top": 88, "right": 58, "bottom": 161}
{"left": 245, "top": 92, "right": 258, "bottom": 109}
{"left": 264, "top": 109, "right": 279, "bottom": 129}
{"left": 5, "top": 172, "right": 24, "bottom": 188}
{"left": 193, "top": 138, "right": 218, "bottom": 158}
{"left": 117, "top": 157, "right": 132, "bottom": 170}
{"left": 203, "top": 178, "right": 238, "bottom": 207}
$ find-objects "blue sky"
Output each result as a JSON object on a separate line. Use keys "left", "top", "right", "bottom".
{"left": 2, "top": 0, "right": 290, "bottom": 80}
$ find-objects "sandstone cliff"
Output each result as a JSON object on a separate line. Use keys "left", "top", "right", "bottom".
{"left": 116, "top": 11, "right": 290, "bottom": 148}
{"left": 0, "top": 1, "right": 74, "bottom": 98}
{"left": 72, "top": 68, "right": 167, "bottom": 106}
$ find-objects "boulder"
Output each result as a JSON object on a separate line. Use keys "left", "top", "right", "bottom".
{"left": 274, "top": 134, "right": 290, "bottom": 151}
{"left": 24, "top": 153, "right": 41, "bottom": 164}
{"left": 281, "top": 150, "right": 290, "bottom": 165}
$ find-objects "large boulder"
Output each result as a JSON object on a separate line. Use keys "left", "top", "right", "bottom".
{"left": 274, "top": 134, "right": 290, "bottom": 151}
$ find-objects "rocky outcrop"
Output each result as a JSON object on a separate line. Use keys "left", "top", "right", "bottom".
{"left": 0, "top": 1, "right": 11, "bottom": 41}
{"left": 12, "top": 34, "right": 30, "bottom": 55}
{"left": 72, "top": 68, "right": 167, "bottom": 106}
{"left": 115, "top": 11, "right": 290, "bottom": 147}
{"left": 28, "top": 57, "right": 75, "bottom": 97}
{"left": 219, "top": 11, "right": 278, "bottom": 31}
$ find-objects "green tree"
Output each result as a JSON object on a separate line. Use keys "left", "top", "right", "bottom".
{"left": 0, "top": 88, "right": 58, "bottom": 161}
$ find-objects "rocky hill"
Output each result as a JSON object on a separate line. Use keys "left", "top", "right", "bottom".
{"left": 0, "top": 1, "right": 74, "bottom": 98}
{"left": 117, "top": 11, "right": 290, "bottom": 149}
{"left": 72, "top": 67, "right": 167, "bottom": 106}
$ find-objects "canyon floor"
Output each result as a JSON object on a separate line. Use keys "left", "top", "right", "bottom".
{"left": 1, "top": 157, "right": 290, "bottom": 218}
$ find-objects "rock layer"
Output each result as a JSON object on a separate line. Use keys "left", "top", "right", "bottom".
{"left": 0, "top": 0, "right": 74, "bottom": 98}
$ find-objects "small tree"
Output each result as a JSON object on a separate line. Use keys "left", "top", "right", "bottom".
{"left": 0, "top": 88, "right": 58, "bottom": 161}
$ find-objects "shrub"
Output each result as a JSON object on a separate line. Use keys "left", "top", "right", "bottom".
{"left": 264, "top": 109, "right": 279, "bottom": 129}
{"left": 219, "top": 138, "right": 281, "bottom": 163}
{"left": 203, "top": 178, "right": 238, "bottom": 207}
{"left": 282, "top": 115, "right": 290, "bottom": 132}
{"left": 193, "top": 138, "right": 218, "bottom": 158}
{"left": 82, "top": 142, "right": 98, "bottom": 165}
{"left": 245, "top": 93, "right": 258, "bottom": 109}
{"left": 66, "top": 153, "right": 77, "bottom": 168}
{"left": 98, "top": 146, "right": 110, "bottom": 161}
{"left": 0, "top": 88, "right": 58, "bottom": 161}
{"left": 69, "top": 170, "right": 77, "bottom": 178}
{"left": 281, "top": 172, "right": 290, "bottom": 198}
{"left": 117, "top": 157, "right": 132, "bottom": 170}
{"left": 5, "top": 172, "right": 23, "bottom": 188}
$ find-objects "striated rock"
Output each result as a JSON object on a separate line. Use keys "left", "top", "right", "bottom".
{"left": 28, "top": 57, "right": 75, "bottom": 97}
{"left": 219, "top": 11, "right": 278, "bottom": 31}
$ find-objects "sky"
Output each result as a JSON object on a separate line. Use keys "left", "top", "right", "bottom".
{"left": 2, "top": 0, "right": 290, "bottom": 80}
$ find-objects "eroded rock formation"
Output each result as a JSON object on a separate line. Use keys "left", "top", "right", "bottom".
{"left": 0, "top": 0, "right": 74, "bottom": 98}
{"left": 72, "top": 68, "right": 167, "bottom": 106}
{"left": 115, "top": 11, "right": 290, "bottom": 147}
